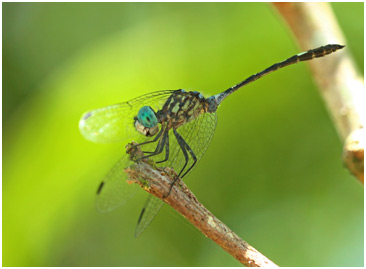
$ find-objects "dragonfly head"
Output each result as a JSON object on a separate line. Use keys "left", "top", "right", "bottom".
{"left": 134, "top": 106, "right": 159, "bottom": 137}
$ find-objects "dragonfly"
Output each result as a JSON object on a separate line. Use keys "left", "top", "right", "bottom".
{"left": 79, "top": 44, "right": 344, "bottom": 237}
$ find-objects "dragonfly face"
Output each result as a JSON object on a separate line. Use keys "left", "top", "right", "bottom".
{"left": 134, "top": 106, "right": 159, "bottom": 137}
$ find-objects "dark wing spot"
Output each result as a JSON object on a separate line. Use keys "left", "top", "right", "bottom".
{"left": 83, "top": 112, "right": 92, "bottom": 120}
{"left": 137, "top": 208, "right": 145, "bottom": 224}
{"left": 146, "top": 117, "right": 150, "bottom": 122}
{"left": 97, "top": 181, "right": 105, "bottom": 194}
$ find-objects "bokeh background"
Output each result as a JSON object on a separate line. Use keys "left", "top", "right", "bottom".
{"left": 3, "top": 2, "right": 363, "bottom": 266}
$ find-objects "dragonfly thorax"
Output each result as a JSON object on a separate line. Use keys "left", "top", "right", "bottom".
{"left": 156, "top": 90, "right": 210, "bottom": 130}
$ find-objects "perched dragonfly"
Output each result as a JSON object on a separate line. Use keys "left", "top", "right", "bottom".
{"left": 79, "top": 44, "right": 344, "bottom": 237}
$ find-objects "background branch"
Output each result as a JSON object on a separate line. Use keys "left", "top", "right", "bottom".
{"left": 125, "top": 143, "right": 278, "bottom": 267}
{"left": 273, "top": 2, "right": 364, "bottom": 183}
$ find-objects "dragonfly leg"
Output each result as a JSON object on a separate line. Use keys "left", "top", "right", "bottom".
{"left": 131, "top": 125, "right": 166, "bottom": 162}
{"left": 173, "top": 128, "right": 189, "bottom": 177}
{"left": 163, "top": 128, "right": 195, "bottom": 198}
{"left": 141, "top": 127, "right": 168, "bottom": 159}
{"left": 174, "top": 128, "right": 198, "bottom": 178}
{"left": 130, "top": 125, "right": 165, "bottom": 153}
{"left": 179, "top": 138, "right": 197, "bottom": 178}
{"left": 156, "top": 132, "right": 170, "bottom": 164}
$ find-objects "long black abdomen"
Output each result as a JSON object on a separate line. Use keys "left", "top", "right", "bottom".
{"left": 213, "top": 44, "right": 345, "bottom": 105}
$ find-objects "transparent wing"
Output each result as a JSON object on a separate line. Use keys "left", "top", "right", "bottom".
{"left": 135, "top": 105, "right": 217, "bottom": 237}
{"left": 134, "top": 195, "right": 164, "bottom": 238}
{"left": 79, "top": 90, "right": 175, "bottom": 143}
{"left": 95, "top": 127, "right": 168, "bottom": 213}
{"left": 96, "top": 152, "right": 139, "bottom": 213}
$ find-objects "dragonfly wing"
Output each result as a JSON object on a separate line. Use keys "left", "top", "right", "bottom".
{"left": 135, "top": 195, "right": 164, "bottom": 237}
{"left": 96, "top": 153, "right": 140, "bottom": 213}
{"left": 79, "top": 90, "right": 176, "bottom": 143}
{"left": 80, "top": 103, "right": 137, "bottom": 144}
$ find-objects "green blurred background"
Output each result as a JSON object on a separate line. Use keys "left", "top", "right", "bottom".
{"left": 3, "top": 2, "right": 363, "bottom": 266}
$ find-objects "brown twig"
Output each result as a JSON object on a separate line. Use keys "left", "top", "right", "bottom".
{"left": 273, "top": 2, "right": 364, "bottom": 183}
{"left": 124, "top": 143, "right": 278, "bottom": 267}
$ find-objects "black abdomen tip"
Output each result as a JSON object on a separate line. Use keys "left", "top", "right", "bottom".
{"left": 334, "top": 44, "right": 345, "bottom": 49}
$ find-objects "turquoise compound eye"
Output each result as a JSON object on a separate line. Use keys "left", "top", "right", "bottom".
{"left": 137, "top": 106, "right": 158, "bottom": 128}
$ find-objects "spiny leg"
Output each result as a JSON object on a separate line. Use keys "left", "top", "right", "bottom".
{"left": 173, "top": 128, "right": 189, "bottom": 178}
{"left": 142, "top": 128, "right": 168, "bottom": 160}
{"left": 140, "top": 131, "right": 164, "bottom": 154}
{"left": 128, "top": 125, "right": 166, "bottom": 163}
{"left": 179, "top": 137, "right": 197, "bottom": 179}
{"left": 156, "top": 131, "right": 170, "bottom": 164}
{"left": 130, "top": 122, "right": 170, "bottom": 164}
{"left": 163, "top": 128, "right": 196, "bottom": 197}
{"left": 129, "top": 125, "right": 165, "bottom": 153}
{"left": 172, "top": 128, "right": 197, "bottom": 181}
{"left": 162, "top": 128, "right": 189, "bottom": 198}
